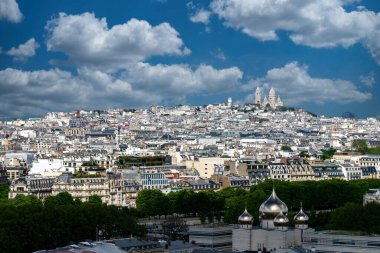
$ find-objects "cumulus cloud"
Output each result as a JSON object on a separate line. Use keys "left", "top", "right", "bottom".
{"left": 125, "top": 63, "right": 242, "bottom": 97}
{"left": 0, "top": 0, "right": 23, "bottom": 23}
{"left": 0, "top": 64, "right": 243, "bottom": 117}
{"left": 210, "top": 0, "right": 380, "bottom": 64}
{"left": 46, "top": 12, "right": 190, "bottom": 70}
{"left": 363, "top": 17, "right": 380, "bottom": 65}
{"left": 0, "top": 68, "right": 156, "bottom": 118}
{"left": 190, "top": 8, "right": 212, "bottom": 24}
{"left": 243, "top": 62, "right": 371, "bottom": 105}
{"left": 360, "top": 72, "right": 375, "bottom": 87}
{"left": 6, "top": 38, "right": 39, "bottom": 61}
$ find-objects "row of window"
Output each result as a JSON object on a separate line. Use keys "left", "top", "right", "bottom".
{"left": 141, "top": 174, "right": 165, "bottom": 179}
{"left": 142, "top": 179, "right": 168, "bottom": 185}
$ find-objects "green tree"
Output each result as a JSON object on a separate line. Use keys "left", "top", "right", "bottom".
{"left": 0, "top": 193, "right": 141, "bottom": 253}
{"left": 11, "top": 195, "right": 42, "bottom": 207}
{"left": 321, "top": 148, "right": 336, "bottom": 160}
{"left": 281, "top": 145, "right": 293, "bottom": 152}
{"left": 88, "top": 195, "right": 102, "bottom": 205}
{"left": 367, "top": 146, "right": 380, "bottom": 154}
{"left": 136, "top": 189, "right": 170, "bottom": 218}
{"left": 352, "top": 139, "right": 369, "bottom": 154}
{"left": 45, "top": 192, "right": 74, "bottom": 206}
{"left": 299, "top": 151, "right": 310, "bottom": 158}
{"left": 0, "top": 184, "right": 10, "bottom": 204}
{"left": 199, "top": 212, "right": 207, "bottom": 224}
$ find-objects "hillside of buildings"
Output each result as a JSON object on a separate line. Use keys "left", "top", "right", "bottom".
{"left": 1, "top": 100, "right": 380, "bottom": 252}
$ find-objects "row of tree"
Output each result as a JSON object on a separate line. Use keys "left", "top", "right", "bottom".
{"left": 135, "top": 179, "right": 380, "bottom": 227}
{"left": 0, "top": 192, "right": 143, "bottom": 253}
{"left": 327, "top": 202, "right": 380, "bottom": 234}
{"left": 136, "top": 189, "right": 224, "bottom": 219}
{"left": 352, "top": 140, "right": 380, "bottom": 154}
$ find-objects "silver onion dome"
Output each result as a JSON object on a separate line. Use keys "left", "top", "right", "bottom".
{"left": 294, "top": 207, "right": 309, "bottom": 225}
{"left": 273, "top": 210, "right": 289, "bottom": 227}
{"left": 259, "top": 188, "right": 288, "bottom": 219}
{"left": 238, "top": 208, "right": 254, "bottom": 224}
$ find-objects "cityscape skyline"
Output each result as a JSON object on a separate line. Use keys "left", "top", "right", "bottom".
{"left": 0, "top": 0, "right": 379, "bottom": 119}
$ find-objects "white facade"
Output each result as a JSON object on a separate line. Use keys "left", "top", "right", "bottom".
{"left": 255, "top": 87, "right": 262, "bottom": 105}
{"left": 233, "top": 227, "right": 303, "bottom": 252}
{"left": 340, "top": 164, "right": 362, "bottom": 180}
{"left": 30, "top": 158, "right": 64, "bottom": 175}
{"left": 255, "top": 87, "right": 284, "bottom": 109}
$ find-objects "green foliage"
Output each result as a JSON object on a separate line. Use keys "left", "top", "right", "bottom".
{"left": 250, "top": 179, "right": 380, "bottom": 211}
{"left": 0, "top": 184, "right": 10, "bottom": 204}
{"left": 352, "top": 139, "right": 368, "bottom": 154}
{"left": 45, "top": 192, "right": 74, "bottom": 206}
{"left": 281, "top": 145, "right": 293, "bottom": 152}
{"left": 299, "top": 151, "right": 310, "bottom": 158}
{"left": 199, "top": 212, "right": 206, "bottom": 224}
{"left": 277, "top": 106, "right": 296, "bottom": 112}
{"left": 137, "top": 179, "right": 380, "bottom": 230}
{"left": 138, "top": 189, "right": 225, "bottom": 221}
{"left": 367, "top": 146, "right": 380, "bottom": 155}
{"left": 327, "top": 202, "right": 380, "bottom": 234}
{"left": 88, "top": 195, "right": 102, "bottom": 205}
{"left": 11, "top": 195, "right": 42, "bottom": 207}
{"left": 0, "top": 192, "right": 140, "bottom": 253}
{"left": 136, "top": 189, "right": 170, "bottom": 217}
{"left": 321, "top": 148, "right": 337, "bottom": 160}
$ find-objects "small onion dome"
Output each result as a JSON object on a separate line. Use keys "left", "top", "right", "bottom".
{"left": 259, "top": 188, "right": 288, "bottom": 219}
{"left": 273, "top": 210, "right": 289, "bottom": 227}
{"left": 294, "top": 208, "right": 309, "bottom": 225}
{"left": 238, "top": 209, "right": 254, "bottom": 224}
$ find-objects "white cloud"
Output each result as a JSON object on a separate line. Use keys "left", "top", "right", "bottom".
{"left": 210, "top": 0, "right": 380, "bottom": 64}
{"left": 0, "top": 68, "right": 155, "bottom": 118}
{"left": 360, "top": 72, "right": 375, "bottom": 87}
{"left": 0, "top": 63, "right": 243, "bottom": 117}
{"left": 363, "top": 14, "right": 380, "bottom": 65}
{"left": 0, "top": 0, "right": 23, "bottom": 23}
{"left": 212, "top": 48, "right": 227, "bottom": 61}
{"left": 125, "top": 63, "right": 243, "bottom": 96}
{"left": 46, "top": 12, "right": 190, "bottom": 70}
{"left": 6, "top": 38, "right": 39, "bottom": 61}
{"left": 243, "top": 62, "right": 371, "bottom": 105}
{"left": 190, "top": 8, "right": 212, "bottom": 24}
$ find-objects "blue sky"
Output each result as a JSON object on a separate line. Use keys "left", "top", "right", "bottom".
{"left": 0, "top": 0, "right": 379, "bottom": 119}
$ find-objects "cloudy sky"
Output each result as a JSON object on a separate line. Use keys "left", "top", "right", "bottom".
{"left": 0, "top": 0, "right": 379, "bottom": 119}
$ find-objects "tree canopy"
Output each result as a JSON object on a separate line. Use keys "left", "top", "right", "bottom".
{"left": 352, "top": 139, "right": 368, "bottom": 154}
{"left": 0, "top": 193, "right": 142, "bottom": 253}
{"left": 281, "top": 145, "right": 293, "bottom": 152}
{"left": 321, "top": 148, "right": 337, "bottom": 160}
